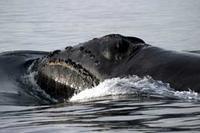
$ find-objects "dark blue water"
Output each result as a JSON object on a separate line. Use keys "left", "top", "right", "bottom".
{"left": 0, "top": 0, "right": 200, "bottom": 132}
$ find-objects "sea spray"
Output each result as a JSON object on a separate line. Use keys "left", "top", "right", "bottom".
{"left": 70, "top": 75, "right": 200, "bottom": 102}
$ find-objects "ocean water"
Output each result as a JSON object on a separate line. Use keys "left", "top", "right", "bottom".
{"left": 0, "top": 0, "right": 200, "bottom": 132}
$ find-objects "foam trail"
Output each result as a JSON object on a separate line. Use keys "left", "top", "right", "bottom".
{"left": 70, "top": 75, "right": 200, "bottom": 102}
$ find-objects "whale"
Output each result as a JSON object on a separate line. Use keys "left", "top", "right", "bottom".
{"left": 1, "top": 34, "right": 200, "bottom": 103}
{"left": 31, "top": 34, "right": 200, "bottom": 101}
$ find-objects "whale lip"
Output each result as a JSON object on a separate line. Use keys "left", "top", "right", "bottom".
{"left": 36, "top": 57, "right": 100, "bottom": 101}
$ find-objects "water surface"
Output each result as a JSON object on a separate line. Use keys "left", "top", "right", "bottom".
{"left": 0, "top": 0, "right": 200, "bottom": 133}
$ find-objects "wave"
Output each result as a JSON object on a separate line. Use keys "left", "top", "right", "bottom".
{"left": 70, "top": 75, "right": 200, "bottom": 102}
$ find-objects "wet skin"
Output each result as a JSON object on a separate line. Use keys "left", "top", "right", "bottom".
{"left": 35, "top": 34, "right": 200, "bottom": 101}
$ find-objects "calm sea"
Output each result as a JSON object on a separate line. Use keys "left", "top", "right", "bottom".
{"left": 0, "top": 0, "right": 200, "bottom": 132}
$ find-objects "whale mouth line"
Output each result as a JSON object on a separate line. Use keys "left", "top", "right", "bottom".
{"left": 37, "top": 58, "right": 100, "bottom": 101}
{"left": 48, "top": 58, "right": 100, "bottom": 87}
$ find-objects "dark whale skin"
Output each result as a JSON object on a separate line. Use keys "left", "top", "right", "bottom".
{"left": 35, "top": 34, "right": 200, "bottom": 101}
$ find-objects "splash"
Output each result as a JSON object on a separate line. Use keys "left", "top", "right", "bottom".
{"left": 70, "top": 75, "right": 200, "bottom": 102}
{"left": 21, "top": 61, "right": 58, "bottom": 104}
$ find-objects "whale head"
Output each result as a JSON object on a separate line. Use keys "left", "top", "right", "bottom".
{"left": 36, "top": 34, "right": 147, "bottom": 101}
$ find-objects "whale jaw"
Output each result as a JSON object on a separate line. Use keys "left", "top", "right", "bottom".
{"left": 37, "top": 59, "right": 100, "bottom": 102}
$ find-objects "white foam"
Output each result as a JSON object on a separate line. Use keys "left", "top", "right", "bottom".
{"left": 70, "top": 75, "right": 200, "bottom": 102}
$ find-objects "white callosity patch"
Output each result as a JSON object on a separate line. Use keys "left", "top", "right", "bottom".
{"left": 70, "top": 75, "right": 200, "bottom": 102}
